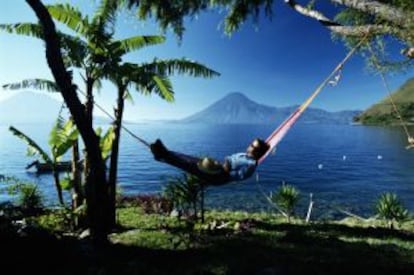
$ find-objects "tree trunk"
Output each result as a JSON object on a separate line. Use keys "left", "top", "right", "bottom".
{"left": 82, "top": 77, "right": 94, "bottom": 208}
{"left": 52, "top": 167, "right": 64, "bottom": 205}
{"left": 71, "top": 138, "right": 83, "bottom": 207}
{"left": 26, "top": 0, "right": 110, "bottom": 243}
{"left": 71, "top": 138, "right": 84, "bottom": 227}
{"left": 108, "top": 86, "right": 126, "bottom": 228}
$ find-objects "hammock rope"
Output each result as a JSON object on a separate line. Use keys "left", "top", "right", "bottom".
{"left": 258, "top": 37, "right": 367, "bottom": 164}
{"left": 366, "top": 44, "right": 413, "bottom": 148}
{"left": 76, "top": 88, "right": 151, "bottom": 148}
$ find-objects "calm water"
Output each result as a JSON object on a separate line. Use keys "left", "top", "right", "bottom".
{"left": 1, "top": 122, "right": 414, "bottom": 219}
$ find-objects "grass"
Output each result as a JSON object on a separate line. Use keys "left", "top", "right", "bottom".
{"left": 2, "top": 205, "right": 414, "bottom": 274}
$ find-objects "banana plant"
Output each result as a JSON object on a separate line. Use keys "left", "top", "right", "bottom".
{"left": 9, "top": 116, "right": 78, "bottom": 205}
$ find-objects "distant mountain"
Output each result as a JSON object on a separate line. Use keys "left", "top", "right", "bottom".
{"left": 354, "top": 77, "right": 414, "bottom": 125}
{"left": 0, "top": 91, "right": 110, "bottom": 125}
{"left": 0, "top": 92, "right": 62, "bottom": 124}
{"left": 181, "top": 92, "right": 360, "bottom": 124}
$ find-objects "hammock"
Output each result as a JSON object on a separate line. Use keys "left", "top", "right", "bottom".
{"left": 258, "top": 43, "right": 360, "bottom": 164}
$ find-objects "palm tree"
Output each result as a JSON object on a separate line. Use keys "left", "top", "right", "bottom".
{"left": 105, "top": 58, "right": 219, "bottom": 227}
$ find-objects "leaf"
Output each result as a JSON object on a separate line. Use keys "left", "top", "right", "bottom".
{"left": 2, "top": 79, "right": 60, "bottom": 92}
{"left": 152, "top": 75, "right": 175, "bottom": 102}
{"left": 0, "top": 23, "right": 44, "bottom": 39}
{"left": 46, "top": 4, "right": 89, "bottom": 35}
{"left": 100, "top": 127, "right": 115, "bottom": 160}
{"left": 9, "top": 126, "right": 51, "bottom": 164}
{"left": 60, "top": 177, "right": 73, "bottom": 191}
{"left": 115, "top": 35, "right": 166, "bottom": 56}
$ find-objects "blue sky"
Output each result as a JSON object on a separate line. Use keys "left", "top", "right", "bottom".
{"left": 1, "top": 0, "right": 413, "bottom": 121}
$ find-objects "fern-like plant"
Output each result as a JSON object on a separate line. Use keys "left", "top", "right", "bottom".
{"left": 271, "top": 183, "right": 300, "bottom": 223}
{"left": 163, "top": 173, "right": 203, "bottom": 221}
{"left": 1, "top": 176, "right": 44, "bottom": 216}
{"left": 375, "top": 192, "right": 409, "bottom": 229}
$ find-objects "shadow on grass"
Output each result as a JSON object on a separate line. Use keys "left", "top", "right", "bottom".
{"left": 252, "top": 219, "right": 414, "bottom": 241}
{"left": 2, "top": 221, "right": 414, "bottom": 275}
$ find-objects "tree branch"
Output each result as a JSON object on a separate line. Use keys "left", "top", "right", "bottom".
{"left": 284, "top": 0, "right": 413, "bottom": 59}
{"left": 330, "top": 0, "right": 408, "bottom": 27}
{"left": 284, "top": 0, "right": 388, "bottom": 37}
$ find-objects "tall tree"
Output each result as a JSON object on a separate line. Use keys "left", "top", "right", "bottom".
{"left": 26, "top": 0, "right": 110, "bottom": 243}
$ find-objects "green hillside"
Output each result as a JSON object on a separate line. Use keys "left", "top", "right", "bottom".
{"left": 355, "top": 77, "right": 414, "bottom": 125}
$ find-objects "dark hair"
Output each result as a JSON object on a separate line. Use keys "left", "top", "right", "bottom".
{"left": 249, "top": 138, "right": 270, "bottom": 159}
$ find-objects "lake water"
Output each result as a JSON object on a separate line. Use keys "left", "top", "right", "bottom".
{"left": 1, "top": 122, "right": 414, "bottom": 220}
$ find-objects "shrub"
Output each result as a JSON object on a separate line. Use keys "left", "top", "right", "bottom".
{"left": 117, "top": 194, "right": 173, "bottom": 215}
{"left": 163, "top": 174, "right": 204, "bottom": 221}
{"left": 375, "top": 192, "right": 409, "bottom": 229}
{"left": 271, "top": 183, "right": 300, "bottom": 223}
{"left": 1, "top": 175, "right": 44, "bottom": 216}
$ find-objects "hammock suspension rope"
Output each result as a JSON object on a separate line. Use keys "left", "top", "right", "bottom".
{"left": 76, "top": 88, "right": 151, "bottom": 148}
{"left": 366, "top": 44, "right": 414, "bottom": 149}
{"left": 258, "top": 36, "right": 368, "bottom": 164}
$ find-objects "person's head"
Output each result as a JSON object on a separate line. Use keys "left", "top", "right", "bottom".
{"left": 246, "top": 138, "right": 269, "bottom": 160}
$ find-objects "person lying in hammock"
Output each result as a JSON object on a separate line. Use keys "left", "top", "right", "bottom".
{"left": 150, "top": 138, "right": 270, "bottom": 185}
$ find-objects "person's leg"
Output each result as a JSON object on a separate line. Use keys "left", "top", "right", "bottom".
{"left": 149, "top": 139, "right": 230, "bottom": 184}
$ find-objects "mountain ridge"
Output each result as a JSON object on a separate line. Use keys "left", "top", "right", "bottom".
{"left": 354, "top": 77, "right": 414, "bottom": 125}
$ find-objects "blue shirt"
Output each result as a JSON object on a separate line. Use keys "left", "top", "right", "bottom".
{"left": 225, "top": 153, "right": 257, "bottom": 181}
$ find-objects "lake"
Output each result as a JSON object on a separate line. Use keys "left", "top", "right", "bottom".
{"left": 1, "top": 122, "right": 414, "bottom": 220}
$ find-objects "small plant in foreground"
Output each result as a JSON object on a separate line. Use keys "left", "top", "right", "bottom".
{"left": 271, "top": 182, "right": 300, "bottom": 223}
{"left": 375, "top": 192, "right": 409, "bottom": 229}
{"left": 1, "top": 175, "right": 44, "bottom": 215}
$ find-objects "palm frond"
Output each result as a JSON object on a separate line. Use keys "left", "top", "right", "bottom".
{"left": 47, "top": 4, "right": 89, "bottom": 35}
{"left": 0, "top": 23, "right": 44, "bottom": 39}
{"left": 2, "top": 79, "right": 60, "bottom": 92}
{"left": 113, "top": 35, "right": 166, "bottom": 56}
{"left": 49, "top": 117, "right": 79, "bottom": 160}
{"left": 92, "top": 0, "right": 119, "bottom": 31}
{"left": 152, "top": 75, "right": 174, "bottom": 102}
{"left": 141, "top": 58, "right": 220, "bottom": 78}
{"left": 60, "top": 35, "right": 88, "bottom": 68}
{"left": 9, "top": 126, "right": 51, "bottom": 164}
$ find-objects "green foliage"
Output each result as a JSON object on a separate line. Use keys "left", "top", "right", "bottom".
{"left": 117, "top": 194, "right": 173, "bottom": 214}
{"left": 163, "top": 174, "right": 204, "bottom": 220}
{"left": 36, "top": 207, "right": 82, "bottom": 232}
{"left": 2, "top": 78, "right": 60, "bottom": 92}
{"left": 9, "top": 126, "right": 52, "bottom": 164}
{"left": 375, "top": 192, "right": 409, "bottom": 229}
{"left": 95, "top": 126, "right": 115, "bottom": 160}
{"left": 356, "top": 77, "right": 414, "bottom": 125}
{"left": 9, "top": 115, "right": 80, "bottom": 206}
{"left": 270, "top": 183, "right": 300, "bottom": 222}
{"left": 122, "top": 0, "right": 273, "bottom": 38}
{"left": 49, "top": 117, "right": 79, "bottom": 161}
{"left": 1, "top": 176, "right": 44, "bottom": 214}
